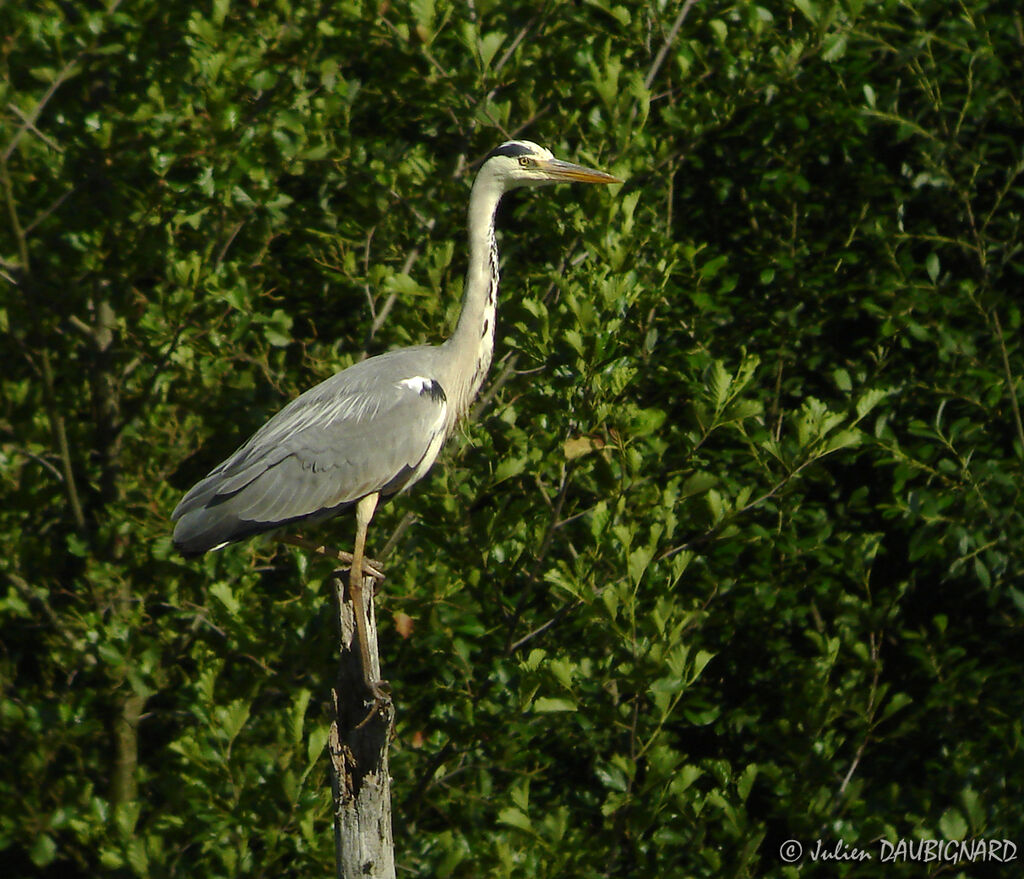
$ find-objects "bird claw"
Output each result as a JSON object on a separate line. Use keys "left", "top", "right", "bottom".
{"left": 280, "top": 535, "right": 385, "bottom": 581}
{"left": 355, "top": 679, "right": 392, "bottom": 729}
{"left": 360, "top": 557, "right": 386, "bottom": 582}
{"left": 336, "top": 558, "right": 385, "bottom": 589}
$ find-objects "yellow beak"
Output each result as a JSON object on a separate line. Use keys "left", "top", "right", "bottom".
{"left": 537, "top": 158, "right": 622, "bottom": 185}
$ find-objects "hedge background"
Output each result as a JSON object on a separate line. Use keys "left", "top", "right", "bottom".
{"left": 2, "top": 1, "right": 1021, "bottom": 876}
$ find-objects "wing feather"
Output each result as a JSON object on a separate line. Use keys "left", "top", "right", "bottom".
{"left": 172, "top": 349, "right": 450, "bottom": 556}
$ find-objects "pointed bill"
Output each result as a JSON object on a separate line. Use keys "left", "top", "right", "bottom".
{"left": 537, "top": 158, "right": 622, "bottom": 184}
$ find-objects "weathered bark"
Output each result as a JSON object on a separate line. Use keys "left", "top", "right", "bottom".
{"left": 331, "top": 573, "right": 395, "bottom": 879}
{"left": 111, "top": 690, "right": 144, "bottom": 807}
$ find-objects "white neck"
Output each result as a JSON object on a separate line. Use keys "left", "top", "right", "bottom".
{"left": 443, "top": 171, "right": 505, "bottom": 418}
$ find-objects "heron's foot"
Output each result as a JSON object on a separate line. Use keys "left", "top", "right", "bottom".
{"left": 332, "top": 559, "right": 386, "bottom": 594}
{"left": 339, "top": 558, "right": 386, "bottom": 591}
{"left": 355, "top": 679, "right": 392, "bottom": 729}
{"left": 361, "top": 557, "right": 386, "bottom": 582}
{"left": 280, "top": 535, "right": 385, "bottom": 581}
{"left": 344, "top": 556, "right": 386, "bottom": 582}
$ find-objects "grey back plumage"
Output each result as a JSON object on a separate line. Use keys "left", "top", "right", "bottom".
{"left": 172, "top": 347, "right": 449, "bottom": 556}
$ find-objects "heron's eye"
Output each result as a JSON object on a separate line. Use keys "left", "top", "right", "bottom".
{"left": 518, "top": 156, "right": 534, "bottom": 167}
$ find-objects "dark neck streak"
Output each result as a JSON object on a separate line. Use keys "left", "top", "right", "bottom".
{"left": 443, "top": 170, "right": 503, "bottom": 421}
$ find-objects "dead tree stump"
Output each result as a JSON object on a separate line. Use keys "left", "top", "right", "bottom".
{"left": 330, "top": 573, "right": 395, "bottom": 879}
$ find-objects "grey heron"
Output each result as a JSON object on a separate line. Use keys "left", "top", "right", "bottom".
{"left": 172, "top": 140, "right": 620, "bottom": 704}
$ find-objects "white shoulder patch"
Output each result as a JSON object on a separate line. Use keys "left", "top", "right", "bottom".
{"left": 399, "top": 376, "right": 433, "bottom": 394}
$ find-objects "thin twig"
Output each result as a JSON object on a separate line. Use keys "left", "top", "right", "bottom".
{"left": 503, "top": 463, "right": 574, "bottom": 654}
{"left": 22, "top": 186, "right": 75, "bottom": 237}
{"left": 993, "top": 310, "right": 1024, "bottom": 454}
{"left": 368, "top": 216, "right": 437, "bottom": 345}
{"left": 492, "top": 17, "right": 536, "bottom": 76}
{"left": 279, "top": 534, "right": 386, "bottom": 581}
{"left": 3, "top": 66, "right": 79, "bottom": 163}
{"left": 41, "top": 350, "right": 86, "bottom": 529}
{"left": 508, "top": 601, "right": 582, "bottom": 654}
{"left": 214, "top": 220, "right": 245, "bottom": 267}
{"left": 644, "top": 0, "right": 699, "bottom": 90}
{"left": 378, "top": 511, "right": 418, "bottom": 563}
{"left": 655, "top": 456, "right": 822, "bottom": 565}
{"left": 1, "top": 162, "right": 30, "bottom": 274}
{"left": 6, "top": 102, "right": 65, "bottom": 154}
{"left": 836, "top": 634, "right": 881, "bottom": 799}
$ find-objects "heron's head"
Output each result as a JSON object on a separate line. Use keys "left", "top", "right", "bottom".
{"left": 480, "top": 140, "right": 621, "bottom": 191}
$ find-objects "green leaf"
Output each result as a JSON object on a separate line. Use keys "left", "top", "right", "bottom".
{"left": 497, "top": 807, "right": 532, "bottom": 832}
{"left": 533, "top": 696, "right": 578, "bottom": 713}
{"left": 939, "top": 807, "right": 968, "bottom": 841}
{"left": 478, "top": 31, "right": 506, "bottom": 71}
{"left": 209, "top": 581, "right": 241, "bottom": 618}
{"left": 880, "top": 692, "right": 912, "bottom": 721}
{"left": 688, "top": 650, "right": 714, "bottom": 684}
{"left": 219, "top": 699, "right": 252, "bottom": 742}
{"left": 736, "top": 764, "right": 758, "bottom": 802}
{"left": 628, "top": 545, "right": 654, "bottom": 586}
{"left": 493, "top": 455, "right": 527, "bottom": 484}
{"left": 960, "top": 787, "right": 984, "bottom": 831}
{"left": 1008, "top": 587, "right": 1024, "bottom": 614}
{"left": 708, "top": 361, "right": 732, "bottom": 410}
{"left": 127, "top": 838, "right": 149, "bottom": 876}
{"left": 700, "top": 254, "right": 729, "bottom": 281}
{"left": 306, "top": 724, "right": 330, "bottom": 767}
{"left": 793, "top": 0, "right": 820, "bottom": 24}
{"left": 384, "top": 272, "right": 431, "bottom": 297}
{"left": 263, "top": 308, "right": 293, "bottom": 347}
{"left": 822, "top": 33, "right": 847, "bottom": 62}
{"left": 681, "top": 471, "right": 717, "bottom": 498}
{"left": 855, "top": 388, "right": 891, "bottom": 421}
{"left": 29, "top": 834, "right": 57, "bottom": 867}
{"left": 823, "top": 428, "right": 861, "bottom": 453}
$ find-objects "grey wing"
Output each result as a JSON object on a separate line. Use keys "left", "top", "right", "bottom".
{"left": 172, "top": 367, "right": 448, "bottom": 556}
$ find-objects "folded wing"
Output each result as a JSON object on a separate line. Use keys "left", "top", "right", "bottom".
{"left": 172, "top": 359, "right": 448, "bottom": 556}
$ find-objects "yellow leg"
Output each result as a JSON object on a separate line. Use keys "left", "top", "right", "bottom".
{"left": 349, "top": 493, "right": 390, "bottom": 705}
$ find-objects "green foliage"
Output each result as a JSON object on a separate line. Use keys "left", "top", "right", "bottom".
{"left": 2, "top": 1, "right": 1021, "bottom": 877}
